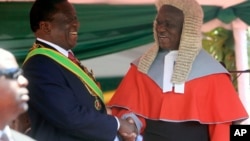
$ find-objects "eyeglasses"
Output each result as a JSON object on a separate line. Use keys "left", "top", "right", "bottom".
{"left": 0, "top": 68, "right": 23, "bottom": 80}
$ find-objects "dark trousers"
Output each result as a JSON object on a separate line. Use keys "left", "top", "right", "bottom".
{"left": 143, "top": 119, "right": 210, "bottom": 141}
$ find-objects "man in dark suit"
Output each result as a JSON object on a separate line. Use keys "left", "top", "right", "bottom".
{"left": 0, "top": 48, "right": 35, "bottom": 141}
{"left": 22, "top": 0, "right": 137, "bottom": 141}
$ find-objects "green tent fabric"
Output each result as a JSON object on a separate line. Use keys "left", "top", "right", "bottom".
{"left": 0, "top": 3, "right": 155, "bottom": 64}
{"left": 1, "top": 1, "right": 250, "bottom": 64}
{"left": 1, "top": 1, "right": 250, "bottom": 91}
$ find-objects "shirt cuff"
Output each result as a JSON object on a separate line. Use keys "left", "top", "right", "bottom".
{"left": 121, "top": 113, "right": 142, "bottom": 133}
{"left": 114, "top": 116, "right": 120, "bottom": 130}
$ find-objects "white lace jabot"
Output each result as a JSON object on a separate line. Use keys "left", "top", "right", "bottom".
{"left": 163, "top": 51, "right": 185, "bottom": 93}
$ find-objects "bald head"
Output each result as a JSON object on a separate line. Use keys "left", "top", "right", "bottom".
{"left": 0, "top": 48, "right": 29, "bottom": 129}
{"left": 0, "top": 48, "right": 18, "bottom": 69}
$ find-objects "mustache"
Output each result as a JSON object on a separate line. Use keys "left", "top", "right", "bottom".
{"left": 157, "top": 32, "right": 168, "bottom": 38}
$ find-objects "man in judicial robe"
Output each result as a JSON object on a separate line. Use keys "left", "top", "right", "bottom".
{"left": 108, "top": 0, "right": 249, "bottom": 141}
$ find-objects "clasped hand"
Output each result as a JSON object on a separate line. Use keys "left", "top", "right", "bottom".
{"left": 118, "top": 118, "right": 138, "bottom": 141}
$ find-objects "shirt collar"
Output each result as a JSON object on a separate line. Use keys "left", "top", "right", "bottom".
{"left": 0, "top": 126, "right": 13, "bottom": 141}
{"left": 37, "top": 38, "right": 70, "bottom": 57}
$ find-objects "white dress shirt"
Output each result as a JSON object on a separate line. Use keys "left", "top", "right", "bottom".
{"left": 0, "top": 126, "right": 13, "bottom": 141}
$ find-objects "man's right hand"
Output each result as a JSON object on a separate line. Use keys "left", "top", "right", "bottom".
{"left": 118, "top": 118, "right": 138, "bottom": 141}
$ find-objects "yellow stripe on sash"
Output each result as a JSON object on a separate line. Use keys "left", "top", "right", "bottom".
{"left": 23, "top": 48, "right": 104, "bottom": 102}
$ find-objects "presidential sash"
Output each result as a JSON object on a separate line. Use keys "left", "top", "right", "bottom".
{"left": 23, "top": 47, "right": 104, "bottom": 104}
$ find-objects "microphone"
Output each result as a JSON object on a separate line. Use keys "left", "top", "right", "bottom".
{"left": 229, "top": 69, "right": 250, "bottom": 73}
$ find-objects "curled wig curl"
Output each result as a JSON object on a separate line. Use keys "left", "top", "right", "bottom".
{"left": 138, "top": 0, "right": 204, "bottom": 84}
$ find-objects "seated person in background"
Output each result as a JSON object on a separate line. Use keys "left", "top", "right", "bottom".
{"left": 0, "top": 48, "right": 35, "bottom": 141}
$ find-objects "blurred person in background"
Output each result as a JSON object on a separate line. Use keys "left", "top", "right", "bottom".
{"left": 0, "top": 48, "right": 35, "bottom": 141}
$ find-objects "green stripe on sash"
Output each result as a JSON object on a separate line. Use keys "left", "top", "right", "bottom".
{"left": 23, "top": 48, "right": 104, "bottom": 102}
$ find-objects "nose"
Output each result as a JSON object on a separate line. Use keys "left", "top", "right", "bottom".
{"left": 156, "top": 23, "right": 167, "bottom": 33}
{"left": 17, "top": 75, "right": 28, "bottom": 87}
{"left": 74, "top": 21, "right": 80, "bottom": 30}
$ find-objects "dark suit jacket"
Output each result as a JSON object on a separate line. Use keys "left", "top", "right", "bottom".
{"left": 11, "top": 129, "right": 36, "bottom": 141}
{"left": 22, "top": 42, "right": 118, "bottom": 141}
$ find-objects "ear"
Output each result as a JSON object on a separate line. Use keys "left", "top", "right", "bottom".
{"left": 39, "top": 21, "right": 52, "bottom": 33}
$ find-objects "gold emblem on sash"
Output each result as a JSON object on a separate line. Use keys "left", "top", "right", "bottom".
{"left": 94, "top": 98, "right": 102, "bottom": 110}
{"left": 29, "top": 43, "right": 104, "bottom": 111}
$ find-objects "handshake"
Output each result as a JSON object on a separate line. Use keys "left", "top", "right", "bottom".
{"left": 118, "top": 117, "right": 139, "bottom": 141}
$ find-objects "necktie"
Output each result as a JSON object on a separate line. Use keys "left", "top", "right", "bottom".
{"left": 68, "top": 51, "right": 98, "bottom": 84}
{"left": 0, "top": 133, "right": 9, "bottom": 141}
{"left": 68, "top": 51, "right": 80, "bottom": 65}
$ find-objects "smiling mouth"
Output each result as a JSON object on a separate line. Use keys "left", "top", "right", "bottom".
{"left": 158, "top": 35, "right": 167, "bottom": 38}
{"left": 70, "top": 32, "right": 78, "bottom": 35}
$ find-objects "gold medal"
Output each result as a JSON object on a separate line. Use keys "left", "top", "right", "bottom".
{"left": 94, "top": 98, "right": 102, "bottom": 110}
